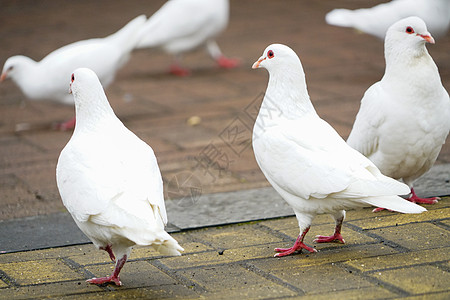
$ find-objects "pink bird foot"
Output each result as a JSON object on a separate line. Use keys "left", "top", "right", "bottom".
{"left": 409, "top": 188, "right": 439, "bottom": 204}
{"left": 86, "top": 275, "right": 122, "bottom": 286}
{"left": 216, "top": 55, "right": 240, "bottom": 69}
{"left": 87, "top": 254, "right": 127, "bottom": 286}
{"left": 372, "top": 207, "right": 394, "bottom": 212}
{"left": 313, "top": 233, "right": 345, "bottom": 244}
{"left": 274, "top": 227, "right": 317, "bottom": 257}
{"left": 169, "top": 64, "right": 191, "bottom": 77}
{"left": 274, "top": 242, "right": 317, "bottom": 257}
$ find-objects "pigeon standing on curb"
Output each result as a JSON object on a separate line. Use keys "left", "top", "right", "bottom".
{"left": 1, "top": 15, "right": 146, "bottom": 130}
{"left": 347, "top": 17, "right": 450, "bottom": 210}
{"left": 325, "top": 0, "right": 450, "bottom": 40}
{"left": 56, "top": 68, "right": 183, "bottom": 286}
{"left": 136, "top": 0, "right": 239, "bottom": 76}
{"left": 252, "top": 44, "right": 426, "bottom": 258}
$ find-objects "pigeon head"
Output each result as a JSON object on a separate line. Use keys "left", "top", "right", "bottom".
{"left": 69, "top": 68, "right": 114, "bottom": 124}
{"left": 69, "top": 68, "right": 103, "bottom": 97}
{"left": 252, "top": 44, "right": 303, "bottom": 73}
{"left": 0, "top": 55, "right": 35, "bottom": 83}
{"left": 386, "top": 17, "right": 435, "bottom": 51}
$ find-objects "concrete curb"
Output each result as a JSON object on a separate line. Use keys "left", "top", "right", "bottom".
{"left": 1, "top": 163, "right": 449, "bottom": 253}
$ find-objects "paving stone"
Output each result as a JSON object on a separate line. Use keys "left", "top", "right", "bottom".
{"left": 0, "top": 245, "right": 93, "bottom": 264}
{"left": 84, "top": 260, "right": 177, "bottom": 288}
{"left": 370, "top": 265, "right": 450, "bottom": 294}
{"left": 160, "top": 244, "right": 279, "bottom": 270}
{"left": 0, "top": 279, "right": 8, "bottom": 288}
{"left": 266, "top": 222, "right": 377, "bottom": 249}
{"left": 177, "top": 264, "right": 297, "bottom": 297}
{"left": 59, "top": 284, "right": 201, "bottom": 300}
{"left": 349, "top": 207, "right": 450, "bottom": 230}
{"left": 250, "top": 243, "right": 398, "bottom": 271}
{"left": 289, "top": 286, "right": 396, "bottom": 300}
{"left": 366, "top": 223, "right": 450, "bottom": 251}
{"left": 256, "top": 263, "right": 373, "bottom": 295}
{"left": 0, "top": 281, "right": 103, "bottom": 300}
{"left": 343, "top": 247, "right": 450, "bottom": 272}
{"left": 188, "top": 223, "right": 284, "bottom": 249}
{"left": 0, "top": 259, "right": 84, "bottom": 285}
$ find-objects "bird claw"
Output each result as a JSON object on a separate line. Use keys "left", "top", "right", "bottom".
{"left": 409, "top": 196, "right": 439, "bottom": 205}
{"left": 274, "top": 243, "right": 317, "bottom": 257}
{"left": 86, "top": 275, "right": 122, "bottom": 286}
{"left": 313, "top": 233, "right": 345, "bottom": 244}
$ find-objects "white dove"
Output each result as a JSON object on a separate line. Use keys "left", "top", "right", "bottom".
{"left": 326, "top": 0, "right": 450, "bottom": 40}
{"left": 252, "top": 44, "right": 426, "bottom": 257}
{"left": 56, "top": 68, "right": 183, "bottom": 286}
{"left": 136, "top": 0, "right": 239, "bottom": 76}
{"left": 1, "top": 15, "right": 146, "bottom": 130}
{"left": 347, "top": 17, "right": 450, "bottom": 211}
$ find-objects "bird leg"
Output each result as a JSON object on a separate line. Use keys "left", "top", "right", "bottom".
{"left": 274, "top": 227, "right": 317, "bottom": 257}
{"left": 100, "top": 245, "right": 115, "bottom": 262}
{"left": 408, "top": 187, "right": 439, "bottom": 204}
{"left": 216, "top": 55, "right": 240, "bottom": 69}
{"left": 313, "top": 215, "right": 345, "bottom": 244}
{"left": 86, "top": 254, "right": 127, "bottom": 286}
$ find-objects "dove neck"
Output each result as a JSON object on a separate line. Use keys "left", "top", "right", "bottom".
{"left": 73, "top": 89, "right": 117, "bottom": 132}
{"left": 265, "top": 69, "right": 315, "bottom": 119}
{"left": 383, "top": 42, "right": 440, "bottom": 94}
{"left": 384, "top": 40, "right": 431, "bottom": 75}
{"left": 10, "top": 57, "right": 39, "bottom": 99}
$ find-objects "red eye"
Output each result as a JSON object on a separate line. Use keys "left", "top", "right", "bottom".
{"left": 71, "top": 74, "right": 75, "bottom": 82}
{"left": 406, "top": 26, "right": 414, "bottom": 34}
{"left": 268, "top": 50, "right": 274, "bottom": 59}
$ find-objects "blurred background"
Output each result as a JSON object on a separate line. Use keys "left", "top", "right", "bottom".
{"left": 0, "top": 0, "right": 449, "bottom": 221}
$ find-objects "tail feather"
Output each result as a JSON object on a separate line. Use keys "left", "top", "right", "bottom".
{"left": 131, "top": 229, "right": 184, "bottom": 256}
{"left": 108, "top": 14, "right": 147, "bottom": 50}
{"left": 325, "top": 9, "right": 355, "bottom": 27}
{"left": 362, "top": 196, "right": 427, "bottom": 214}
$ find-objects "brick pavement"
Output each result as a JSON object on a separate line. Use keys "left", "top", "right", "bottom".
{"left": 0, "top": 0, "right": 449, "bottom": 298}
{"left": 0, "top": 0, "right": 449, "bottom": 221}
{"left": 0, "top": 199, "right": 448, "bottom": 299}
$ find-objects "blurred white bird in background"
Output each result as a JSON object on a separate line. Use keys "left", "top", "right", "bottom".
{"left": 252, "top": 44, "right": 425, "bottom": 258}
{"left": 56, "top": 68, "right": 183, "bottom": 286}
{"left": 136, "top": 0, "right": 239, "bottom": 76}
{"left": 347, "top": 17, "right": 450, "bottom": 211}
{"left": 0, "top": 15, "right": 146, "bottom": 130}
{"left": 326, "top": 0, "right": 450, "bottom": 40}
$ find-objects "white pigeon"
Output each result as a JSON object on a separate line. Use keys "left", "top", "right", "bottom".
{"left": 56, "top": 68, "right": 183, "bottom": 286}
{"left": 252, "top": 44, "right": 426, "bottom": 257}
{"left": 136, "top": 0, "right": 239, "bottom": 76}
{"left": 1, "top": 15, "right": 146, "bottom": 130}
{"left": 326, "top": 0, "right": 450, "bottom": 40}
{"left": 347, "top": 17, "right": 450, "bottom": 210}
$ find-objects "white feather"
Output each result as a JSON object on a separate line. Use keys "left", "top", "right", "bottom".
{"left": 347, "top": 17, "right": 450, "bottom": 189}
{"left": 136, "top": 0, "right": 229, "bottom": 59}
{"left": 326, "top": 0, "right": 450, "bottom": 39}
{"left": 56, "top": 68, "right": 183, "bottom": 259}
{"left": 1, "top": 15, "right": 146, "bottom": 105}
{"left": 252, "top": 43, "right": 425, "bottom": 236}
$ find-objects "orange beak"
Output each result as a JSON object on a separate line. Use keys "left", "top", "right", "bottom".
{"left": 0, "top": 72, "right": 7, "bottom": 82}
{"left": 420, "top": 34, "right": 435, "bottom": 44}
{"left": 252, "top": 57, "right": 266, "bottom": 69}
